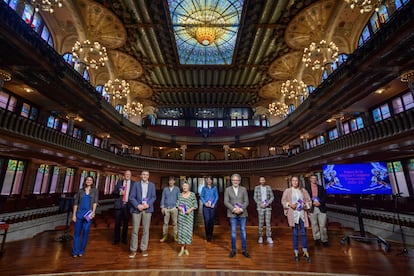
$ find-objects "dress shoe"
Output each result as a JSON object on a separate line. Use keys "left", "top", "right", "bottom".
{"left": 303, "top": 252, "right": 311, "bottom": 263}
{"left": 314, "top": 239, "right": 321, "bottom": 246}
{"left": 322, "top": 241, "right": 329, "bottom": 247}
{"left": 294, "top": 253, "right": 299, "bottom": 262}
{"left": 242, "top": 251, "right": 251, "bottom": 258}
{"left": 122, "top": 239, "right": 127, "bottom": 244}
{"left": 160, "top": 235, "right": 168, "bottom": 242}
{"left": 112, "top": 241, "right": 119, "bottom": 245}
{"left": 229, "top": 251, "right": 236, "bottom": 258}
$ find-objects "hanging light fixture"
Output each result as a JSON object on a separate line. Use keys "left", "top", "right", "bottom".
{"left": 268, "top": 101, "right": 288, "bottom": 117}
{"left": 71, "top": 40, "right": 108, "bottom": 70}
{"left": 400, "top": 70, "right": 414, "bottom": 92}
{"left": 184, "top": 10, "right": 226, "bottom": 46}
{"left": 280, "top": 79, "right": 308, "bottom": 100}
{"left": 30, "top": 0, "right": 63, "bottom": 13}
{"left": 0, "top": 68, "right": 12, "bottom": 89}
{"left": 104, "top": 79, "right": 130, "bottom": 101}
{"left": 302, "top": 40, "right": 339, "bottom": 71}
{"left": 344, "top": 0, "right": 388, "bottom": 14}
{"left": 124, "top": 101, "right": 144, "bottom": 117}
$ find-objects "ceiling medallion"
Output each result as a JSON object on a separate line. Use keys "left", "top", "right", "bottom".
{"left": 400, "top": 70, "right": 414, "bottom": 92}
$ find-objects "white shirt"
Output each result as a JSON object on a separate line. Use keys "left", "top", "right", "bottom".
{"left": 141, "top": 181, "right": 148, "bottom": 199}
{"left": 232, "top": 186, "right": 239, "bottom": 197}
{"left": 292, "top": 188, "right": 304, "bottom": 224}
{"left": 260, "top": 186, "right": 267, "bottom": 202}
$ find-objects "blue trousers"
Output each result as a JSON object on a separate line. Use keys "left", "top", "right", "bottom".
{"left": 203, "top": 206, "right": 216, "bottom": 239}
{"left": 72, "top": 216, "right": 92, "bottom": 255}
{"left": 230, "top": 216, "right": 247, "bottom": 252}
{"left": 292, "top": 218, "right": 308, "bottom": 251}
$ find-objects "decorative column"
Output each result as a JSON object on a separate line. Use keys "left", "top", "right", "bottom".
{"left": 336, "top": 117, "right": 344, "bottom": 137}
{"left": 180, "top": 144, "right": 187, "bottom": 160}
{"left": 223, "top": 145, "right": 230, "bottom": 160}
{"left": 300, "top": 134, "right": 309, "bottom": 150}
{"left": 66, "top": 113, "right": 76, "bottom": 136}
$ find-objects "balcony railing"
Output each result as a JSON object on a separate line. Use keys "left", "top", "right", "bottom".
{"left": 1, "top": 107, "right": 413, "bottom": 173}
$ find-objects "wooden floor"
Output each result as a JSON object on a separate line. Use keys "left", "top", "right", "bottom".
{"left": 0, "top": 225, "right": 413, "bottom": 276}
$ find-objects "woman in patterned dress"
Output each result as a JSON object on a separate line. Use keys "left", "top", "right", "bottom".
{"left": 177, "top": 181, "right": 197, "bottom": 256}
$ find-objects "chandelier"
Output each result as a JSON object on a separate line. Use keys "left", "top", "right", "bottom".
{"left": 0, "top": 68, "right": 12, "bottom": 89}
{"left": 104, "top": 79, "right": 130, "bottom": 101}
{"left": 344, "top": 0, "right": 388, "bottom": 14}
{"left": 71, "top": 40, "right": 108, "bottom": 70}
{"left": 124, "top": 101, "right": 144, "bottom": 117}
{"left": 302, "top": 40, "right": 339, "bottom": 71}
{"left": 30, "top": 0, "right": 63, "bottom": 13}
{"left": 280, "top": 79, "right": 308, "bottom": 100}
{"left": 184, "top": 10, "right": 226, "bottom": 46}
{"left": 268, "top": 101, "right": 288, "bottom": 117}
{"left": 400, "top": 70, "right": 414, "bottom": 92}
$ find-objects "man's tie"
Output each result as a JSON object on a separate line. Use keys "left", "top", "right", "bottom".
{"left": 123, "top": 181, "right": 128, "bottom": 202}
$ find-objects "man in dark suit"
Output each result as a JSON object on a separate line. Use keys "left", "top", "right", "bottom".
{"left": 305, "top": 174, "right": 329, "bottom": 246}
{"left": 113, "top": 170, "right": 133, "bottom": 245}
{"left": 128, "top": 170, "right": 156, "bottom": 258}
{"left": 224, "top": 173, "right": 250, "bottom": 258}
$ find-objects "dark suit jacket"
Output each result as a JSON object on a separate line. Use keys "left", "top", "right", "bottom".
{"left": 128, "top": 180, "right": 156, "bottom": 213}
{"left": 113, "top": 179, "right": 131, "bottom": 209}
{"left": 305, "top": 183, "right": 328, "bottom": 213}
{"left": 224, "top": 185, "right": 249, "bottom": 218}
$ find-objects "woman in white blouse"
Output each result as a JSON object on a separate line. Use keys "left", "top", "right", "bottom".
{"left": 281, "top": 176, "right": 312, "bottom": 262}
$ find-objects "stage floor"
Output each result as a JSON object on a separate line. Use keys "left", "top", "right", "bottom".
{"left": 0, "top": 225, "right": 413, "bottom": 275}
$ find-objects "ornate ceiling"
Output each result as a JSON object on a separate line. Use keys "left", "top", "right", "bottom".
{"left": 23, "top": 0, "right": 375, "bottom": 118}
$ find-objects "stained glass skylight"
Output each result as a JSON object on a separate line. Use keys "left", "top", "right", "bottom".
{"left": 168, "top": 0, "right": 244, "bottom": 65}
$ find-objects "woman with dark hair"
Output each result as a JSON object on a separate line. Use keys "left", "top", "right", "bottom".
{"left": 200, "top": 176, "right": 218, "bottom": 241}
{"left": 281, "top": 176, "right": 312, "bottom": 262}
{"left": 71, "top": 176, "right": 99, "bottom": 257}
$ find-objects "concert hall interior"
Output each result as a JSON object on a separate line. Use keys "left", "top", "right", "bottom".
{"left": 0, "top": 0, "right": 414, "bottom": 275}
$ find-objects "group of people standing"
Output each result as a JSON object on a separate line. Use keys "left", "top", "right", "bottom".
{"left": 70, "top": 171, "right": 329, "bottom": 263}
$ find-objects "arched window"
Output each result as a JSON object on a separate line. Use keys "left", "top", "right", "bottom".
{"left": 307, "top": 85, "right": 315, "bottom": 94}
{"left": 194, "top": 152, "right": 216, "bottom": 161}
{"left": 63, "top": 53, "right": 90, "bottom": 81}
{"left": 357, "top": 1, "right": 409, "bottom": 47}
{"left": 96, "top": 85, "right": 110, "bottom": 101}
{"left": 287, "top": 104, "right": 295, "bottom": 114}
{"left": 331, "top": 53, "right": 348, "bottom": 71}
{"left": 6, "top": 0, "right": 54, "bottom": 47}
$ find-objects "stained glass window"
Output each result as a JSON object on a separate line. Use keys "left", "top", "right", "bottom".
{"left": 1, "top": 159, "right": 25, "bottom": 195}
{"left": 168, "top": 0, "right": 244, "bottom": 65}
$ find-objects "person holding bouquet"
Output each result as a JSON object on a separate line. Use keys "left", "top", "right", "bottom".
{"left": 200, "top": 176, "right": 219, "bottom": 242}
{"left": 72, "top": 176, "right": 99, "bottom": 258}
{"left": 281, "top": 176, "right": 312, "bottom": 262}
{"left": 177, "top": 181, "right": 197, "bottom": 256}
